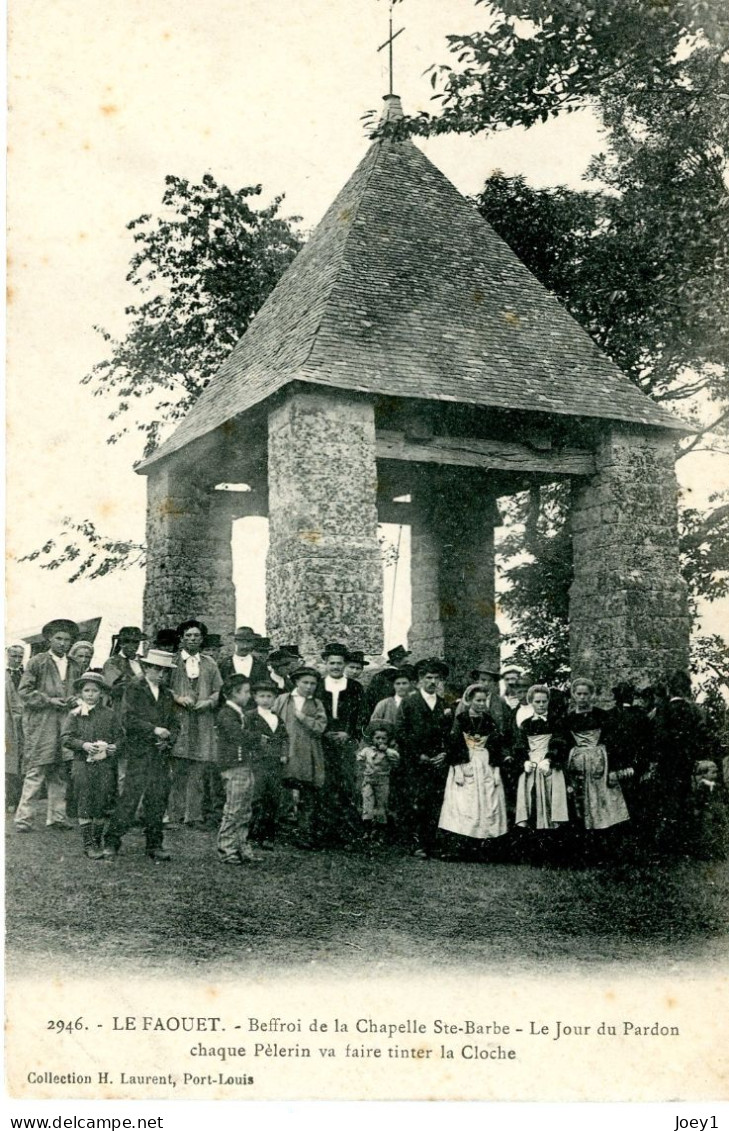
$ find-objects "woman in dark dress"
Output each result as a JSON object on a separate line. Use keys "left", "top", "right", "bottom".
{"left": 514, "top": 684, "right": 569, "bottom": 860}
{"left": 566, "top": 678, "right": 630, "bottom": 862}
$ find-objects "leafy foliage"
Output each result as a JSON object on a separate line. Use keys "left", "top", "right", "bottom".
{"left": 84, "top": 174, "right": 302, "bottom": 457}
{"left": 496, "top": 484, "right": 571, "bottom": 682}
{"left": 19, "top": 519, "right": 146, "bottom": 583}
{"left": 382, "top": 0, "right": 729, "bottom": 413}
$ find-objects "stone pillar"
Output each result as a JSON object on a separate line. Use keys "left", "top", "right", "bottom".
{"left": 143, "top": 464, "right": 236, "bottom": 646}
{"left": 266, "top": 389, "right": 384, "bottom": 660}
{"left": 569, "top": 427, "right": 690, "bottom": 693}
{"left": 408, "top": 466, "right": 500, "bottom": 684}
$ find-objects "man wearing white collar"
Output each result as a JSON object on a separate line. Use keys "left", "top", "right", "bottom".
{"left": 394, "top": 658, "right": 452, "bottom": 858}
{"left": 15, "top": 619, "right": 82, "bottom": 831}
{"left": 319, "top": 642, "right": 366, "bottom": 846}
{"left": 169, "top": 619, "right": 222, "bottom": 828}
{"left": 104, "top": 649, "right": 180, "bottom": 862}
{"left": 219, "top": 627, "right": 269, "bottom": 686}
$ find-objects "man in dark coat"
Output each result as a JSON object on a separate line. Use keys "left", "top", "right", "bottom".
{"left": 103, "top": 627, "right": 146, "bottom": 703}
{"left": 319, "top": 642, "right": 366, "bottom": 845}
{"left": 104, "top": 649, "right": 181, "bottom": 862}
{"left": 653, "top": 670, "right": 718, "bottom": 856}
{"left": 395, "top": 658, "right": 452, "bottom": 857}
{"left": 218, "top": 626, "right": 269, "bottom": 686}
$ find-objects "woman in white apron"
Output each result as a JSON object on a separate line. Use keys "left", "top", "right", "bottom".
{"left": 515, "top": 685, "right": 569, "bottom": 854}
{"left": 439, "top": 683, "right": 507, "bottom": 856}
{"left": 566, "top": 677, "right": 630, "bottom": 861}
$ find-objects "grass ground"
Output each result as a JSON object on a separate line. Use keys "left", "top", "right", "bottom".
{"left": 6, "top": 813, "right": 728, "bottom": 978}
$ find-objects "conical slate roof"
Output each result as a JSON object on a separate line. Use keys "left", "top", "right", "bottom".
{"left": 139, "top": 96, "right": 682, "bottom": 471}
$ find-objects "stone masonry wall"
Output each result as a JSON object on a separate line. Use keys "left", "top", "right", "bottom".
{"left": 569, "top": 427, "right": 690, "bottom": 693}
{"left": 143, "top": 465, "right": 236, "bottom": 647}
{"left": 408, "top": 467, "right": 500, "bottom": 684}
{"left": 266, "top": 390, "right": 384, "bottom": 660}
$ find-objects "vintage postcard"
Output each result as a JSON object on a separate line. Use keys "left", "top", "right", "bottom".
{"left": 6, "top": 0, "right": 728, "bottom": 1105}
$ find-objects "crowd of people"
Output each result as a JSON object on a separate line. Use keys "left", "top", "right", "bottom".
{"left": 5, "top": 618, "right": 728, "bottom": 867}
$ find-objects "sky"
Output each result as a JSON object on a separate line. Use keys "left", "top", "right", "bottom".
{"left": 6, "top": 0, "right": 728, "bottom": 659}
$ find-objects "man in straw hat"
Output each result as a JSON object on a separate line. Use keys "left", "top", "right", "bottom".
{"left": 14, "top": 619, "right": 82, "bottom": 831}
{"left": 103, "top": 649, "right": 180, "bottom": 862}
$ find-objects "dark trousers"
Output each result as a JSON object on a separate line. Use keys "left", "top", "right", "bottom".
{"left": 414, "top": 766, "right": 448, "bottom": 854}
{"left": 250, "top": 759, "right": 284, "bottom": 842}
{"left": 321, "top": 736, "right": 360, "bottom": 845}
{"left": 106, "top": 750, "right": 171, "bottom": 852}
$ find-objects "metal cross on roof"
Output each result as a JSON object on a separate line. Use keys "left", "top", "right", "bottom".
{"left": 377, "top": 0, "right": 405, "bottom": 97}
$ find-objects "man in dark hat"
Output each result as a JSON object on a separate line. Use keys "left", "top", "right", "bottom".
{"left": 14, "top": 620, "right": 82, "bottom": 831}
{"left": 104, "top": 649, "right": 180, "bottom": 862}
{"left": 267, "top": 648, "right": 298, "bottom": 694}
{"left": 394, "top": 658, "right": 452, "bottom": 858}
{"left": 252, "top": 636, "right": 272, "bottom": 665}
{"left": 103, "top": 627, "right": 145, "bottom": 695}
{"left": 344, "top": 650, "right": 368, "bottom": 682}
{"left": 102, "top": 626, "right": 147, "bottom": 797}
{"left": 364, "top": 645, "right": 412, "bottom": 716}
{"left": 319, "top": 642, "right": 366, "bottom": 846}
{"left": 219, "top": 626, "right": 269, "bottom": 686}
{"left": 169, "top": 620, "right": 222, "bottom": 827}
{"left": 154, "top": 628, "right": 180, "bottom": 653}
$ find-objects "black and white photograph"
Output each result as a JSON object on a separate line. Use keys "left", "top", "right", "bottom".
{"left": 5, "top": 0, "right": 729, "bottom": 1106}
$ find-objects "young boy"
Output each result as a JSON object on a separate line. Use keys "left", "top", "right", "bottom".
{"left": 369, "top": 666, "right": 415, "bottom": 727}
{"left": 356, "top": 722, "right": 400, "bottom": 841}
{"left": 61, "top": 672, "right": 119, "bottom": 859}
{"left": 246, "top": 681, "right": 289, "bottom": 849}
{"left": 103, "top": 649, "right": 180, "bottom": 862}
{"left": 215, "top": 674, "right": 259, "bottom": 865}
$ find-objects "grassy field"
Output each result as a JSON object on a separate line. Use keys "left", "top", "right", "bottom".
{"left": 6, "top": 814, "right": 729, "bottom": 978}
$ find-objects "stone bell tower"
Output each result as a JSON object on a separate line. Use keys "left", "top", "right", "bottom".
{"left": 136, "top": 94, "right": 689, "bottom": 691}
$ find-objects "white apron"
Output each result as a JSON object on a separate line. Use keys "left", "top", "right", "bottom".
{"left": 568, "top": 729, "right": 630, "bottom": 830}
{"left": 515, "top": 730, "right": 569, "bottom": 829}
{"left": 439, "top": 732, "right": 507, "bottom": 840}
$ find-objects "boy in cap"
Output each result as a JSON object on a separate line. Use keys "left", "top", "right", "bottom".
{"left": 246, "top": 681, "right": 289, "bottom": 849}
{"left": 274, "top": 666, "right": 327, "bottom": 849}
{"left": 15, "top": 619, "right": 82, "bottom": 831}
{"left": 215, "top": 674, "right": 259, "bottom": 864}
{"left": 61, "top": 672, "right": 119, "bottom": 859}
{"left": 103, "top": 650, "right": 180, "bottom": 862}
{"left": 364, "top": 645, "right": 412, "bottom": 716}
{"left": 369, "top": 664, "right": 416, "bottom": 727}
